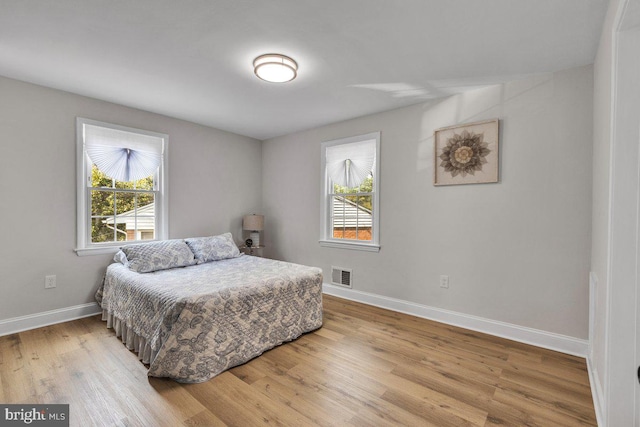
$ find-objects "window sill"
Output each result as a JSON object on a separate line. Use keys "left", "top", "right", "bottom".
{"left": 75, "top": 246, "right": 121, "bottom": 257}
{"left": 319, "top": 240, "right": 380, "bottom": 252}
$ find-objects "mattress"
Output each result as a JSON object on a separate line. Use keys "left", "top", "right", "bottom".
{"left": 96, "top": 255, "right": 323, "bottom": 383}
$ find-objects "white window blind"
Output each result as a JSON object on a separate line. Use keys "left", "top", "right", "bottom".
{"left": 84, "top": 124, "right": 164, "bottom": 182}
{"left": 325, "top": 138, "right": 376, "bottom": 188}
{"left": 320, "top": 132, "right": 380, "bottom": 252}
{"left": 76, "top": 118, "right": 169, "bottom": 256}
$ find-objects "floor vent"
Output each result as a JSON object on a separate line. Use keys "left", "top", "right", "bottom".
{"left": 331, "top": 266, "right": 352, "bottom": 288}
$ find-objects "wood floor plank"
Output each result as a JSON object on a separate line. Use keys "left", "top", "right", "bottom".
{"left": 380, "top": 388, "right": 482, "bottom": 427}
{"left": 391, "top": 361, "right": 497, "bottom": 412}
{"left": 191, "top": 372, "right": 318, "bottom": 427}
{"left": 0, "top": 334, "right": 36, "bottom": 403}
{"left": 282, "top": 334, "right": 489, "bottom": 425}
{"left": 490, "top": 387, "right": 596, "bottom": 426}
{"left": 0, "top": 295, "right": 596, "bottom": 426}
{"left": 285, "top": 356, "right": 458, "bottom": 427}
{"left": 494, "top": 378, "right": 597, "bottom": 424}
{"left": 251, "top": 376, "right": 354, "bottom": 427}
{"left": 229, "top": 362, "right": 268, "bottom": 385}
{"left": 375, "top": 368, "right": 489, "bottom": 425}
{"left": 243, "top": 356, "right": 363, "bottom": 423}
{"left": 483, "top": 397, "right": 549, "bottom": 426}
{"left": 499, "top": 365, "right": 593, "bottom": 404}
{"left": 287, "top": 332, "right": 398, "bottom": 373}
{"left": 183, "top": 409, "right": 228, "bottom": 427}
{"left": 506, "top": 352, "right": 591, "bottom": 387}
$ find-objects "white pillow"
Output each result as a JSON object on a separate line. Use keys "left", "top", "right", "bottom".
{"left": 185, "top": 233, "right": 241, "bottom": 264}
{"left": 113, "top": 250, "right": 128, "bottom": 265}
{"left": 121, "top": 239, "right": 196, "bottom": 273}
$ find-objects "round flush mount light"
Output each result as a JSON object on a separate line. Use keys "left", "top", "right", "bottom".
{"left": 253, "top": 54, "right": 298, "bottom": 83}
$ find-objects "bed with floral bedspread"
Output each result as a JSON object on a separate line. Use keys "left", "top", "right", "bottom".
{"left": 95, "top": 235, "right": 323, "bottom": 383}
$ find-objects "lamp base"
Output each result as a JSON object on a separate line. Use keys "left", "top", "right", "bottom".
{"left": 250, "top": 231, "right": 260, "bottom": 247}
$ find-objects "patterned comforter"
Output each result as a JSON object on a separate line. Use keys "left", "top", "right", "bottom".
{"left": 97, "top": 255, "right": 323, "bottom": 383}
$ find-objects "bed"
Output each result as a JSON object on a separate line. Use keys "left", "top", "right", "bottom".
{"left": 95, "top": 235, "right": 323, "bottom": 383}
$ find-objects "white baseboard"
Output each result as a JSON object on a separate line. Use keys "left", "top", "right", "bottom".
{"left": 586, "top": 356, "right": 606, "bottom": 426}
{"left": 323, "top": 283, "right": 589, "bottom": 357}
{"left": 0, "top": 303, "right": 102, "bottom": 337}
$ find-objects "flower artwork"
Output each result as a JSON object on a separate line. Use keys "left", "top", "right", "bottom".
{"left": 434, "top": 119, "right": 499, "bottom": 185}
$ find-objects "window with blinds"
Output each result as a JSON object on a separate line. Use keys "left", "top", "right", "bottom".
{"left": 75, "top": 118, "right": 168, "bottom": 255}
{"left": 320, "top": 132, "right": 380, "bottom": 252}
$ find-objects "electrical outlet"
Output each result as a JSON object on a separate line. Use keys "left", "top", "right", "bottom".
{"left": 45, "top": 275, "right": 56, "bottom": 289}
{"left": 439, "top": 275, "right": 449, "bottom": 288}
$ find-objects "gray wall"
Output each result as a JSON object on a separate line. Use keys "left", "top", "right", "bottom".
{"left": 263, "top": 65, "right": 593, "bottom": 339}
{"left": 0, "top": 76, "right": 262, "bottom": 321}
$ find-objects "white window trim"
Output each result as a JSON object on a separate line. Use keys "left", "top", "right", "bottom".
{"left": 319, "top": 131, "right": 380, "bottom": 252}
{"left": 75, "top": 118, "right": 169, "bottom": 256}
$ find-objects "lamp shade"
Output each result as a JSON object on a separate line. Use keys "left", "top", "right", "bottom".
{"left": 243, "top": 214, "right": 264, "bottom": 231}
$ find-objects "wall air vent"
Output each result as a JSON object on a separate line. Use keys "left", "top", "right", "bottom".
{"left": 331, "top": 266, "right": 352, "bottom": 288}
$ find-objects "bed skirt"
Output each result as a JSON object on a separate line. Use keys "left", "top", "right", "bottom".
{"left": 102, "top": 310, "right": 160, "bottom": 365}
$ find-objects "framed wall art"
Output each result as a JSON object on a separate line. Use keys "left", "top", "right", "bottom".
{"left": 434, "top": 119, "right": 499, "bottom": 186}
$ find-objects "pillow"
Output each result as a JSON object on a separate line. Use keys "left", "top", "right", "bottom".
{"left": 113, "top": 250, "right": 128, "bottom": 265}
{"left": 185, "top": 232, "right": 241, "bottom": 264}
{"left": 121, "top": 239, "right": 196, "bottom": 273}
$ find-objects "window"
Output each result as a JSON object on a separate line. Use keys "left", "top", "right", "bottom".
{"left": 320, "top": 132, "right": 380, "bottom": 252}
{"left": 75, "top": 118, "right": 168, "bottom": 256}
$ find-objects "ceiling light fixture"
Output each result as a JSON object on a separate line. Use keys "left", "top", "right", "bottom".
{"left": 253, "top": 54, "right": 298, "bottom": 83}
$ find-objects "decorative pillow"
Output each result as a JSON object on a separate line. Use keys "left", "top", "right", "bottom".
{"left": 185, "top": 232, "right": 241, "bottom": 264}
{"left": 121, "top": 239, "right": 196, "bottom": 273}
{"left": 113, "top": 250, "right": 129, "bottom": 265}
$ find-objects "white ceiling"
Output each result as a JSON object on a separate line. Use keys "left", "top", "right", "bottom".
{"left": 0, "top": 0, "right": 608, "bottom": 140}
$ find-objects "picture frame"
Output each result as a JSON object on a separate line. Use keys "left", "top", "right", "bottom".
{"left": 434, "top": 119, "right": 500, "bottom": 186}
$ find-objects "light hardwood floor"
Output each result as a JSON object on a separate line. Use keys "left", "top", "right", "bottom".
{"left": 0, "top": 295, "right": 596, "bottom": 426}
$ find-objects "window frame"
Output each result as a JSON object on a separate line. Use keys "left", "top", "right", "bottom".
{"left": 75, "top": 118, "right": 169, "bottom": 256}
{"left": 319, "top": 131, "right": 380, "bottom": 252}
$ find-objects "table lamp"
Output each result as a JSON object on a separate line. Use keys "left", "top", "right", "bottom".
{"left": 243, "top": 214, "right": 264, "bottom": 247}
